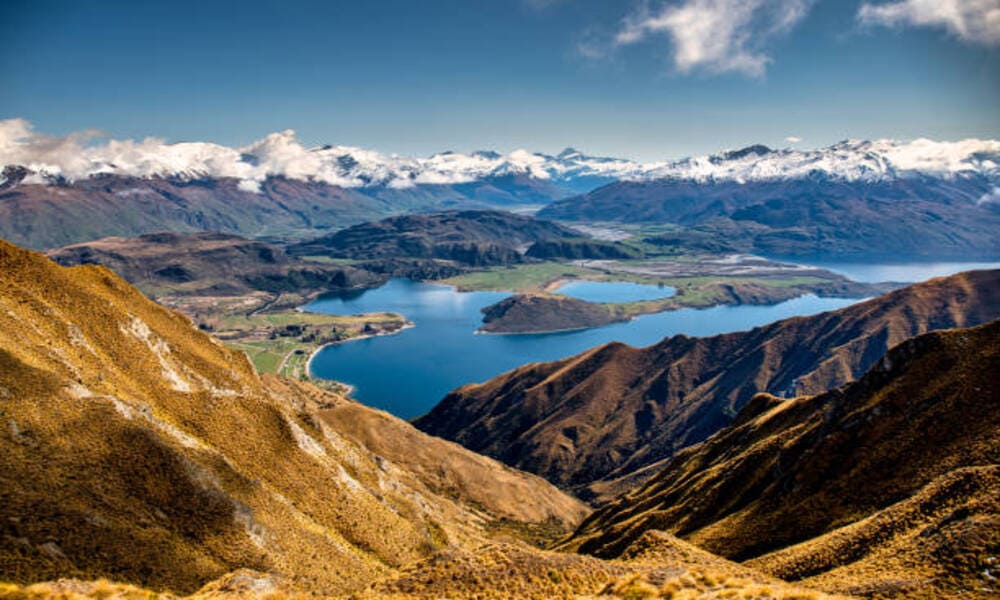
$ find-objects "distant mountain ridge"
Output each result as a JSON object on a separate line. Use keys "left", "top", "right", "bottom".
{"left": 4, "top": 118, "right": 996, "bottom": 189}
{"left": 540, "top": 173, "right": 1000, "bottom": 259}
{"left": 415, "top": 270, "right": 1000, "bottom": 501}
{"left": 288, "top": 210, "right": 578, "bottom": 266}
{"left": 4, "top": 116, "right": 998, "bottom": 256}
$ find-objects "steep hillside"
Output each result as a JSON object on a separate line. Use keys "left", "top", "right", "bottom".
{"left": 0, "top": 533, "right": 849, "bottom": 599}
{"left": 288, "top": 210, "right": 578, "bottom": 266}
{"left": 0, "top": 239, "right": 587, "bottom": 595}
{"left": 47, "top": 231, "right": 383, "bottom": 297}
{"left": 562, "top": 321, "right": 1000, "bottom": 598}
{"left": 415, "top": 270, "right": 1000, "bottom": 499}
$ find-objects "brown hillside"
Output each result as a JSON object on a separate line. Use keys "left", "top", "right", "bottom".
{"left": 415, "top": 270, "right": 1000, "bottom": 499}
{"left": 0, "top": 238, "right": 586, "bottom": 595}
{"left": 562, "top": 321, "right": 1000, "bottom": 598}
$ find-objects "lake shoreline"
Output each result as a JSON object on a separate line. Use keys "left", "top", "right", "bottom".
{"left": 305, "top": 321, "right": 414, "bottom": 384}
{"left": 304, "top": 278, "right": 869, "bottom": 419}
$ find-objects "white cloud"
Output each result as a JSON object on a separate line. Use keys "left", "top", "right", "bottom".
{"left": 858, "top": 0, "right": 1000, "bottom": 46}
{"left": 786, "top": 136, "right": 802, "bottom": 143}
{"left": 3, "top": 119, "right": 997, "bottom": 190}
{"left": 613, "top": 0, "right": 815, "bottom": 77}
{"left": 979, "top": 186, "right": 1000, "bottom": 205}
{"left": 0, "top": 119, "right": 642, "bottom": 190}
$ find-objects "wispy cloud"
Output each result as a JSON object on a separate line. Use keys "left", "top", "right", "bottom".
{"left": 608, "top": 0, "right": 815, "bottom": 77}
{"left": 858, "top": 0, "right": 1000, "bottom": 46}
{"left": 522, "top": 0, "right": 568, "bottom": 11}
{"left": 785, "top": 136, "right": 802, "bottom": 143}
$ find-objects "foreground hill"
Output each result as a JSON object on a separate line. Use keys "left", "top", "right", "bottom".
{"left": 288, "top": 209, "right": 578, "bottom": 266}
{"left": 47, "top": 231, "right": 383, "bottom": 298}
{"left": 0, "top": 239, "right": 587, "bottom": 594}
{"left": 0, "top": 238, "right": 852, "bottom": 599}
{"left": 415, "top": 269, "right": 1000, "bottom": 499}
{"left": 563, "top": 321, "right": 1000, "bottom": 598}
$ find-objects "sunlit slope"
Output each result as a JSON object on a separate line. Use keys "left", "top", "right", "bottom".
{"left": 563, "top": 321, "right": 1000, "bottom": 598}
{"left": 0, "top": 239, "right": 586, "bottom": 595}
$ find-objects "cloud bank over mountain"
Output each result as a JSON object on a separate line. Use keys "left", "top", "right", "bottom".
{"left": 2, "top": 119, "right": 997, "bottom": 192}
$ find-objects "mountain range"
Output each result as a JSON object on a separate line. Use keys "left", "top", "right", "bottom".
{"left": 3, "top": 118, "right": 998, "bottom": 259}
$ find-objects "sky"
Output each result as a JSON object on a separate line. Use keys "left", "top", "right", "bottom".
{"left": 0, "top": 0, "right": 997, "bottom": 161}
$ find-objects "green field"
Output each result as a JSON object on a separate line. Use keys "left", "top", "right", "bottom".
{"left": 441, "top": 263, "right": 602, "bottom": 291}
{"left": 216, "top": 309, "right": 408, "bottom": 379}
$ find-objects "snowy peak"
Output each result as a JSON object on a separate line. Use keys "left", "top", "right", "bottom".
{"left": 1, "top": 118, "right": 997, "bottom": 192}
{"left": 646, "top": 138, "right": 1000, "bottom": 183}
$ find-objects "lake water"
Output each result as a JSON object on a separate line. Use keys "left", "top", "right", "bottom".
{"left": 307, "top": 278, "right": 859, "bottom": 419}
{"left": 793, "top": 261, "right": 1000, "bottom": 283}
{"left": 554, "top": 280, "right": 676, "bottom": 303}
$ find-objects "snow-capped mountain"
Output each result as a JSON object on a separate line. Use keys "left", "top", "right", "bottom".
{"left": 0, "top": 119, "right": 642, "bottom": 192}
{"left": 638, "top": 139, "right": 1000, "bottom": 183}
{"left": 2, "top": 118, "right": 996, "bottom": 193}
{"left": 2, "top": 117, "right": 998, "bottom": 257}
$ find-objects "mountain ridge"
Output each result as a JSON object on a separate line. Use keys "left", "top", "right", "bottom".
{"left": 560, "top": 320, "right": 1000, "bottom": 598}
{"left": 4, "top": 119, "right": 996, "bottom": 188}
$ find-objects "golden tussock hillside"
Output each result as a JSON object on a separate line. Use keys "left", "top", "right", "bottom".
{"left": 0, "top": 238, "right": 587, "bottom": 595}
{"left": 563, "top": 320, "right": 1000, "bottom": 598}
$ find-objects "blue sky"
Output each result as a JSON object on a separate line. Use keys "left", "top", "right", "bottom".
{"left": 1, "top": 0, "right": 997, "bottom": 160}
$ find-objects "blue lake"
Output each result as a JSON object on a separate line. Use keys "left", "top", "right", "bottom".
{"left": 792, "top": 261, "right": 1000, "bottom": 283}
{"left": 307, "top": 278, "right": 860, "bottom": 419}
{"left": 554, "top": 280, "right": 676, "bottom": 303}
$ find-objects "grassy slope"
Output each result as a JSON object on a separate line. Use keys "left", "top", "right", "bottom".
{"left": 0, "top": 238, "right": 857, "bottom": 600}
{"left": 0, "top": 239, "right": 588, "bottom": 595}
{"left": 564, "top": 321, "right": 1000, "bottom": 598}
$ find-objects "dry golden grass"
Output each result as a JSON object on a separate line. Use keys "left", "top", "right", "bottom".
{"left": 0, "top": 239, "right": 585, "bottom": 596}
{"left": 562, "top": 320, "right": 999, "bottom": 598}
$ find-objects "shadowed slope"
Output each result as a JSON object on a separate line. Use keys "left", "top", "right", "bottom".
{"left": 415, "top": 270, "right": 1000, "bottom": 499}
{"left": 46, "top": 231, "right": 382, "bottom": 298}
{"left": 562, "top": 321, "right": 1000, "bottom": 598}
{"left": 0, "top": 239, "right": 586, "bottom": 594}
